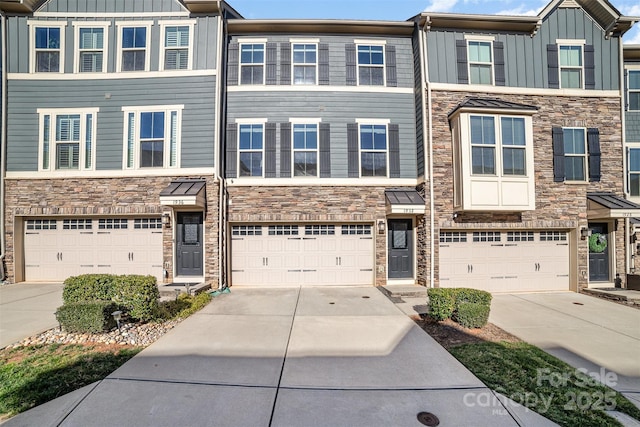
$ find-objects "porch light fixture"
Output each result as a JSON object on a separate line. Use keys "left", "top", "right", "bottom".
{"left": 162, "top": 212, "right": 171, "bottom": 228}
{"left": 111, "top": 310, "right": 122, "bottom": 330}
{"left": 580, "top": 227, "right": 589, "bottom": 240}
{"left": 377, "top": 220, "right": 385, "bottom": 234}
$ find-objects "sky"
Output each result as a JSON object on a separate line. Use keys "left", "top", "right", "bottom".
{"left": 228, "top": 0, "right": 640, "bottom": 44}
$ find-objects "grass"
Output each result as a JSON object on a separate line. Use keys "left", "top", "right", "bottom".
{"left": 449, "top": 341, "right": 640, "bottom": 427}
{"left": 0, "top": 344, "right": 141, "bottom": 419}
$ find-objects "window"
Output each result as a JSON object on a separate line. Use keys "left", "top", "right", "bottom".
{"left": 357, "top": 45, "right": 384, "bottom": 86}
{"left": 123, "top": 106, "right": 182, "bottom": 170}
{"left": 134, "top": 218, "right": 162, "bottom": 229}
{"left": 239, "top": 124, "right": 264, "bottom": 177}
{"left": 38, "top": 109, "right": 97, "bottom": 172}
{"left": 470, "top": 116, "right": 495, "bottom": 175}
{"left": 629, "top": 70, "right": 640, "bottom": 111}
{"left": 63, "top": 219, "right": 92, "bottom": 230}
{"left": 268, "top": 225, "right": 298, "bottom": 235}
{"left": 359, "top": 124, "right": 387, "bottom": 177}
{"left": 439, "top": 232, "right": 467, "bottom": 243}
{"left": 469, "top": 115, "right": 527, "bottom": 176}
{"left": 468, "top": 41, "right": 493, "bottom": 85}
{"left": 99, "top": 219, "right": 128, "bottom": 229}
{"left": 161, "top": 22, "right": 194, "bottom": 71}
{"left": 293, "top": 124, "right": 318, "bottom": 177}
{"left": 305, "top": 225, "right": 335, "bottom": 235}
{"left": 117, "top": 23, "right": 150, "bottom": 72}
{"left": 74, "top": 24, "right": 109, "bottom": 73}
{"left": 292, "top": 43, "right": 317, "bottom": 85}
{"left": 30, "top": 23, "right": 66, "bottom": 73}
{"left": 507, "top": 231, "right": 534, "bottom": 242}
{"left": 232, "top": 225, "right": 262, "bottom": 236}
{"left": 563, "top": 128, "right": 587, "bottom": 181}
{"left": 559, "top": 45, "right": 583, "bottom": 89}
{"left": 342, "top": 225, "right": 372, "bottom": 235}
{"left": 240, "top": 44, "right": 265, "bottom": 85}
{"left": 473, "top": 231, "right": 500, "bottom": 242}
{"left": 26, "top": 220, "right": 57, "bottom": 230}
{"left": 501, "top": 117, "right": 526, "bottom": 175}
{"left": 628, "top": 148, "right": 640, "bottom": 197}
{"left": 540, "top": 231, "right": 567, "bottom": 242}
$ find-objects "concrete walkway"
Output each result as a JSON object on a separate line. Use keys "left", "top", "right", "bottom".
{"left": 4, "top": 286, "right": 554, "bottom": 426}
{"left": 490, "top": 292, "right": 640, "bottom": 408}
{"left": 0, "top": 283, "right": 63, "bottom": 348}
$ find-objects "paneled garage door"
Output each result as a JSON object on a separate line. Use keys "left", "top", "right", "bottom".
{"left": 24, "top": 218, "right": 163, "bottom": 282}
{"left": 439, "top": 230, "right": 569, "bottom": 292}
{"left": 231, "top": 224, "right": 374, "bottom": 286}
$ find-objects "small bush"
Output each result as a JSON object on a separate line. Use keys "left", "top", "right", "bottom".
{"left": 455, "top": 288, "right": 492, "bottom": 306}
{"left": 62, "top": 274, "right": 116, "bottom": 304}
{"left": 155, "top": 292, "right": 212, "bottom": 321}
{"left": 454, "top": 301, "right": 491, "bottom": 328}
{"left": 427, "top": 288, "right": 456, "bottom": 321}
{"left": 112, "top": 275, "right": 159, "bottom": 322}
{"left": 56, "top": 301, "right": 118, "bottom": 333}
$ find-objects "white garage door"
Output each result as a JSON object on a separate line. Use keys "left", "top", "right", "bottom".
{"left": 24, "top": 218, "right": 163, "bottom": 282}
{"left": 231, "top": 224, "right": 374, "bottom": 286}
{"left": 439, "top": 230, "right": 569, "bottom": 292}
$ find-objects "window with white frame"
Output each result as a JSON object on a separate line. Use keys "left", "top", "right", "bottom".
{"left": 630, "top": 70, "right": 640, "bottom": 111}
{"left": 470, "top": 115, "right": 527, "bottom": 176}
{"left": 30, "top": 23, "right": 66, "bottom": 73}
{"left": 357, "top": 45, "right": 384, "bottom": 86}
{"left": 74, "top": 23, "right": 109, "bottom": 73}
{"left": 559, "top": 44, "right": 583, "bottom": 89}
{"left": 359, "top": 124, "right": 387, "bottom": 177}
{"left": 117, "top": 23, "right": 150, "bottom": 72}
{"left": 238, "top": 124, "right": 264, "bottom": 177}
{"left": 38, "top": 109, "right": 97, "bottom": 172}
{"left": 629, "top": 148, "right": 640, "bottom": 197}
{"left": 293, "top": 123, "right": 318, "bottom": 176}
{"left": 467, "top": 41, "right": 493, "bottom": 85}
{"left": 123, "top": 106, "right": 182, "bottom": 169}
{"left": 501, "top": 117, "right": 526, "bottom": 175}
{"left": 240, "top": 43, "right": 265, "bottom": 85}
{"left": 292, "top": 44, "right": 317, "bottom": 85}
{"left": 563, "top": 128, "right": 587, "bottom": 181}
{"left": 470, "top": 116, "right": 496, "bottom": 175}
{"left": 161, "top": 23, "right": 192, "bottom": 71}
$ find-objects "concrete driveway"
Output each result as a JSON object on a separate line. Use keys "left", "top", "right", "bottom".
{"left": 490, "top": 292, "right": 640, "bottom": 408}
{"left": 0, "top": 283, "right": 63, "bottom": 348}
{"left": 4, "top": 286, "right": 554, "bottom": 427}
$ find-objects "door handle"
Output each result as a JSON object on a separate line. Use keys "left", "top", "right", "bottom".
{"left": 265, "top": 257, "right": 268, "bottom": 266}
{"left": 470, "top": 265, "right": 473, "bottom": 273}
{"left": 59, "top": 252, "right": 62, "bottom": 261}
{"left": 339, "top": 257, "right": 342, "bottom": 266}
{"left": 336, "top": 257, "right": 339, "bottom": 266}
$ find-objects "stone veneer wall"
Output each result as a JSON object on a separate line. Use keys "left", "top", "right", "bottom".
{"left": 226, "top": 186, "right": 389, "bottom": 286}
{"left": 429, "top": 91, "right": 624, "bottom": 291}
{"left": 4, "top": 176, "right": 220, "bottom": 287}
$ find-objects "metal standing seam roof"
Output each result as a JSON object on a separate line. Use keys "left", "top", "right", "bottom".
{"left": 160, "top": 180, "right": 206, "bottom": 197}
{"left": 385, "top": 189, "right": 425, "bottom": 205}
{"left": 447, "top": 97, "right": 539, "bottom": 118}
{"left": 586, "top": 193, "right": 640, "bottom": 210}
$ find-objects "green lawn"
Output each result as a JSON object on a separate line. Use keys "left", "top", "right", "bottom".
{"left": 450, "top": 341, "right": 640, "bottom": 427}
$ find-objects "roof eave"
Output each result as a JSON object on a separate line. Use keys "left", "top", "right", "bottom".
{"left": 181, "top": 0, "right": 221, "bottom": 14}
{"left": 227, "top": 19, "right": 415, "bottom": 36}
{"left": 0, "top": 0, "right": 40, "bottom": 13}
{"left": 624, "top": 45, "right": 640, "bottom": 61}
{"left": 419, "top": 12, "right": 541, "bottom": 34}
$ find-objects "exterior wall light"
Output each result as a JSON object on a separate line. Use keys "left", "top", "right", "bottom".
{"left": 580, "top": 227, "right": 590, "bottom": 240}
{"left": 378, "top": 220, "right": 385, "bottom": 234}
{"left": 162, "top": 212, "right": 172, "bottom": 228}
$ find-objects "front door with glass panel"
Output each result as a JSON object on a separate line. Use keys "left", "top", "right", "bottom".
{"left": 588, "top": 223, "right": 609, "bottom": 282}
{"left": 388, "top": 219, "right": 413, "bottom": 279}
{"left": 176, "top": 212, "right": 203, "bottom": 277}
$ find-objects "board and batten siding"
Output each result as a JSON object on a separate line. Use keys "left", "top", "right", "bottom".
{"left": 39, "top": 0, "right": 187, "bottom": 14}
{"left": 226, "top": 91, "right": 417, "bottom": 179}
{"left": 227, "top": 35, "right": 415, "bottom": 89}
{"left": 412, "top": 29, "right": 424, "bottom": 178}
{"left": 6, "top": 76, "right": 217, "bottom": 171}
{"left": 6, "top": 15, "right": 219, "bottom": 73}
{"left": 427, "top": 7, "right": 619, "bottom": 90}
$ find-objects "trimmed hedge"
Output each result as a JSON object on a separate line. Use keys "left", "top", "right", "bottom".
{"left": 56, "top": 301, "right": 118, "bottom": 333}
{"left": 63, "top": 274, "right": 115, "bottom": 304}
{"left": 427, "top": 288, "right": 492, "bottom": 328}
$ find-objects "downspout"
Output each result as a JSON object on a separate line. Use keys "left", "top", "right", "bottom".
{"left": 215, "top": 11, "right": 226, "bottom": 290}
{"left": 620, "top": 37, "right": 630, "bottom": 275}
{"left": 1, "top": 11, "right": 7, "bottom": 280}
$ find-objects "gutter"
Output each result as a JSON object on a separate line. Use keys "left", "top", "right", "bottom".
{"left": 1, "top": 11, "right": 6, "bottom": 280}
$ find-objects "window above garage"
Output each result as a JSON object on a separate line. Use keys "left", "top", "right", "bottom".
{"left": 448, "top": 97, "right": 538, "bottom": 212}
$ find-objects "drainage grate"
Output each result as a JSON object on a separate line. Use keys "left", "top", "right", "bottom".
{"left": 417, "top": 412, "right": 440, "bottom": 426}
{"left": 362, "top": 296, "right": 370, "bottom": 299}
{"left": 573, "top": 302, "right": 584, "bottom": 305}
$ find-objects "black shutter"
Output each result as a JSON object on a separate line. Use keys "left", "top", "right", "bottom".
{"left": 587, "top": 128, "right": 601, "bottom": 182}
{"left": 552, "top": 127, "right": 565, "bottom": 182}
{"left": 389, "top": 124, "right": 400, "bottom": 178}
{"left": 318, "top": 43, "right": 330, "bottom": 85}
{"left": 280, "top": 122, "right": 291, "bottom": 178}
{"left": 228, "top": 42, "right": 239, "bottom": 86}
{"left": 346, "top": 43, "right": 357, "bottom": 86}
{"left": 319, "top": 123, "right": 331, "bottom": 177}
{"left": 456, "top": 40, "right": 469, "bottom": 85}
{"left": 493, "top": 41, "right": 505, "bottom": 86}
{"left": 280, "top": 43, "right": 291, "bottom": 85}
{"left": 225, "top": 123, "right": 238, "bottom": 178}
{"left": 266, "top": 42, "right": 278, "bottom": 85}
{"left": 347, "top": 123, "right": 359, "bottom": 177}
{"left": 386, "top": 45, "right": 397, "bottom": 87}
{"left": 264, "top": 122, "right": 277, "bottom": 177}
{"left": 547, "top": 44, "right": 559, "bottom": 89}
{"left": 624, "top": 69, "right": 629, "bottom": 111}
{"left": 584, "top": 45, "right": 595, "bottom": 90}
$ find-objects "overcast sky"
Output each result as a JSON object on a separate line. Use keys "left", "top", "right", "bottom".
{"left": 228, "top": 0, "right": 640, "bottom": 44}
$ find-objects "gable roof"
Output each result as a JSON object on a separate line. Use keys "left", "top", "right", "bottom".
{"left": 539, "top": 0, "right": 637, "bottom": 37}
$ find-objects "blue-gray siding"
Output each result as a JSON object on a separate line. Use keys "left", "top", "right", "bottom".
{"left": 226, "top": 91, "right": 417, "bottom": 179}
{"left": 228, "top": 35, "right": 414, "bottom": 88}
{"left": 6, "top": 76, "right": 217, "bottom": 171}
{"left": 40, "top": 0, "right": 186, "bottom": 13}
{"left": 412, "top": 29, "right": 424, "bottom": 178}
{"left": 427, "top": 7, "right": 619, "bottom": 90}
{"left": 6, "top": 15, "right": 218, "bottom": 73}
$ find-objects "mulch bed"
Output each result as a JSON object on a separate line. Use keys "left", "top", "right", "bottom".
{"left": 416, "top": 315, "right": 521, "bottom": 350}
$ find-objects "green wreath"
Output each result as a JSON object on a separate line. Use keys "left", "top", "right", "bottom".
{"left": 589, "top": 233, "right": 607, "bottom": 253}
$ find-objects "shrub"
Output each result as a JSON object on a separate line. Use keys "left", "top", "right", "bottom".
{"left": 111, "top": 275, "right": 159, "bottom": 322}
{"left": 62, "top": 274, "right": 116, "bottom": 304}
{"left": 56, "top": 301, "right": 118, "bottom": 333}
{"left": 454, "top": 288, "right": 492, "bottom": 306}
{"left": 155, "top": 292, "right": 212, "bottom": 321}
{"left": 427, "top": 288, "right": 456, "bottom": 321}
{"left": 454, "top": 301, "right": 491, "bottom": 329}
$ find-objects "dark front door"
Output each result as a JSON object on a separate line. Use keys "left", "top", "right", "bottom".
{"left": 589, "top": 223, "right": 609, "bottom": 282}
{"left": 176, "top": 212, "right": 203, "bottom": 277}
{"left": 388, "top": 219, "right": 413, "bottom": 279}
